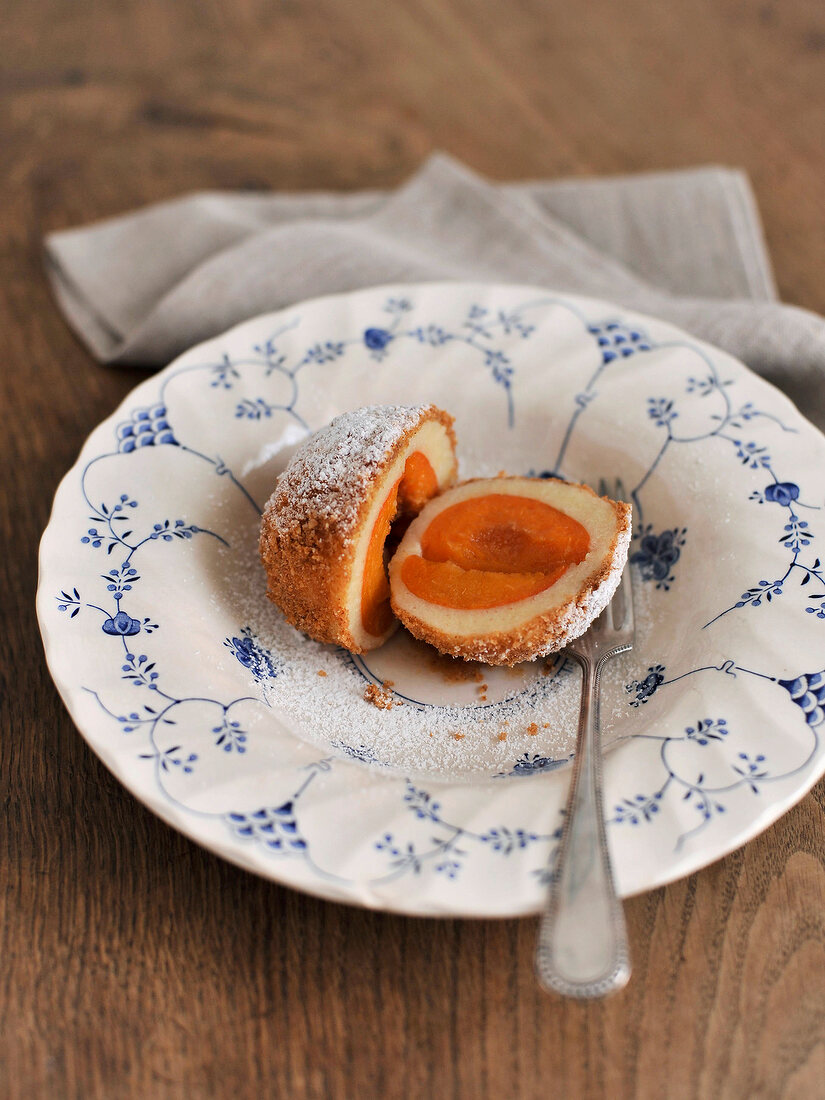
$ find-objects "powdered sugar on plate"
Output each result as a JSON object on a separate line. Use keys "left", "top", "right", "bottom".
{"left": 225, "top": 510, "right": 652, "bottom": 783}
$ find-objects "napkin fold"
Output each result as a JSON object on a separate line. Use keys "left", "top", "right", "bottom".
{"left": 45, "top": 152, "right": 825, "bottom": 430}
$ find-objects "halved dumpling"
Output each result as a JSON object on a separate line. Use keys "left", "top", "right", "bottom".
{"left": 260, "top": 405, "right": 457, "bottom": 651}
{"left": 388, "top": 477, "right": 632, "bottom": 665}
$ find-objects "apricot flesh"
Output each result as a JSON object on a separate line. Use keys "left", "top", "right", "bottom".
{"left": 397, "top": 450, "right": 439, "bottom": 513}
{"left": 361, "top": 451, "right": 438, "bottom": 636}
{"left": 400, "top": 556, "right": 569, "bottom": 610}
{"left": 361, "top": 483, "right": 400, "bottom": 636}
{"left": 402, "top": 493, "right": 591, "bottom": 611}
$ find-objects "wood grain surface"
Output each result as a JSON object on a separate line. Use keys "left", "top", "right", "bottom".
{"left": 3, "top": 0, "right": 825, "bottom": 1096}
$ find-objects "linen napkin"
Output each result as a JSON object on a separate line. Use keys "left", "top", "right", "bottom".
{"left": 45, "top": 152, "right": 825, "bottom": 431}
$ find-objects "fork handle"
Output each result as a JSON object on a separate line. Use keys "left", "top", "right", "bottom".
{"left": 535, "top": 653, "right": 630, "bottom": 998}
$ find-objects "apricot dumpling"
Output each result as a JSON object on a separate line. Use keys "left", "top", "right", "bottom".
{"left": 388, "top": 477, "right": 632, "bottom": 665}
{"left": 259, "top": 405, "right": 457, "bottom": 652}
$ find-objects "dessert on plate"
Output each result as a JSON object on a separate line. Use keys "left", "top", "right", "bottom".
{"left": 259, "top": 404, "right": 458, "bottom": 652}
{"left": 389, "top": 476, "right": 631, "bottom": 665}
{"left": 260, "top": 406, "right": 631, "bottom": 665}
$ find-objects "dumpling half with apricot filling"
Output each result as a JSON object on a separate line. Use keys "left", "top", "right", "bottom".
{"left": 260, "top": 404, "right": 457, "bottom": 652}
{"left": 389, "top": 477, "right": 631, "bottom": 665}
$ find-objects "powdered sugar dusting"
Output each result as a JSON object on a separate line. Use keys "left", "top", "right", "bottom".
{"left": 263, "top": 404, "right": 433, "bottom": 545}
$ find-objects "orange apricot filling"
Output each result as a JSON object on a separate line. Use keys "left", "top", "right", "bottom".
{"left": 401, "top": 493, "right": 591, "bottom": 610}
{"left": 401, "top": 557, "right": 569, "bottom": 610}
{"left": 397, "top": 450, "right": 439, "bottom": 513}
{"left": 361, "top": 482, "right": 399, "bottom": 636}
{"left": 361, "top": 451, "right": 438, "bottom": 636}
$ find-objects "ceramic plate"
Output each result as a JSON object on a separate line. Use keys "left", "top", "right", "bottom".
{"left": 38, "top": 283, "right": 825, "bottom": 916}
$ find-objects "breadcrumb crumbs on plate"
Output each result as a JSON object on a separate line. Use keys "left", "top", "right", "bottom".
{"left": 364, "top": 683, "right": 394, "bottom": 710}
{"left": 526, "top": 722, "right": 538, "bottom": 736}
{"left": 317, "top": 670, "right": 327, "bottom": 677}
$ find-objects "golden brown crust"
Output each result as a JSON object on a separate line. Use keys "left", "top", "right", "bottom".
{"left": 389, "top": 479, "right": 632, "bottom": 666}
{"left": 259, "top": 404, "right": 456, "bottom": 652}
{"left": 259, "top": 508, "right": 356, "bottom": 646}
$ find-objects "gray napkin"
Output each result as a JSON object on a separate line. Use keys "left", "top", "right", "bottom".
{"left": 45, "top": 152, "right": 825, "bottom": 430}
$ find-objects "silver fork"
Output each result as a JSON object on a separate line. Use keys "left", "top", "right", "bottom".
{"left": 535, "top": 479, "right": 635, "bottom": 999}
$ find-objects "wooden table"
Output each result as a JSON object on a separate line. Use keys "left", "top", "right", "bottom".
{"left": 4, "top": 1, "right": 825, "bottom": 1096}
